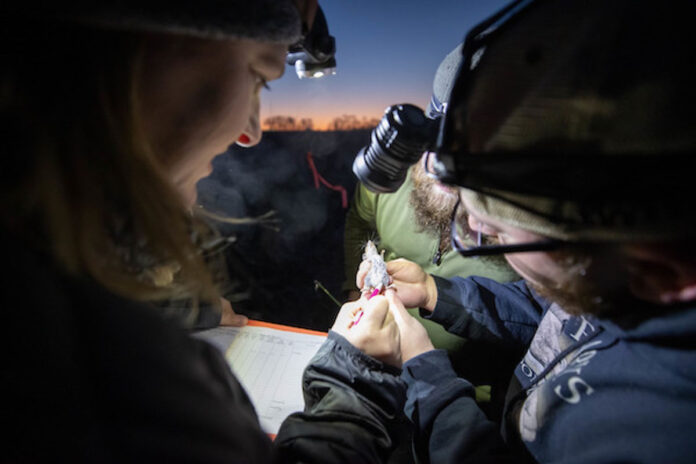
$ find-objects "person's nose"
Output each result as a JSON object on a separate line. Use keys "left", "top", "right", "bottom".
{"left": 236, "top": 98, "right": 262, "bottom": 147}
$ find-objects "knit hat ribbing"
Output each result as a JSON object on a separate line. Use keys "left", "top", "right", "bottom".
{"left": 2, "top": 1, "right": 302, "bottom": 44}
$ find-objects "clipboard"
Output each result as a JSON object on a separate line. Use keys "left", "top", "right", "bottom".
{"left": 197, "top": 320, "right": 328, "bottom": 437}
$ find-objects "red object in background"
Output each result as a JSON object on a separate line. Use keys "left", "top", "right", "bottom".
{"left": 306, "top": 152, "right": 348, "bottom": 208}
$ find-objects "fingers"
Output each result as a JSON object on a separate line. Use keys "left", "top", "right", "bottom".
{"left": 339, "top": 294, "right": 393, "bottom": 333}
{"left": 386, "top": 258, "right": 426, "bottom": 279}
{"left": 337, "top": 293, "right": 403, "bottom": 367}
{"left": 385, "top": 289, "right": 435, "bottom": 362}
{"left": 358, "top": 294, "right": 389, "bottom": 329}
{"left": 224, "top": 314, "right": 249, "bottom": 327}
{"left": 331, "top": 300, "right": 362, "bottom": 333}
{"left": 384, "top": 288, "right": 410, "bottom": 326}
{"left": 356, "top": 260, "right": 371, "bottom": 290}
{"left": 385, "top": 258, "right": 410, "bottom": 275}
{"left": 219, "top": 298, "right": 248, "bottom": 326}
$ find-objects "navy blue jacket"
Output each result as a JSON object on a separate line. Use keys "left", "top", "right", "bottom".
{"left": 402, "top": 275, "right": 696, "bottom": 463}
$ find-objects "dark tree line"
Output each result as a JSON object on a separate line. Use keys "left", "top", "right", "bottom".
{"left": 263, "top": 115, "right": 314, "bottom": 131}
{"left": 263, "top": 114, "right": 379, "bottom": 131}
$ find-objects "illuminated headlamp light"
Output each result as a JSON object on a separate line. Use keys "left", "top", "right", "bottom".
{"left": 292, "top": 58, "right": 336, "bottom": 79}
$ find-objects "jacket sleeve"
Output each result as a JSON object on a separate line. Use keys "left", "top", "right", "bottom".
{"left": 274, "top": 331, "right": 407, "bottom": 463}
{"left": 401, "top": 350, "right": 520, "bottom": 464}
{"left": 425, "top": 276, "right": 549, "bottom": 350}
{"left": 156, "top": 298, "right": 222, "bottom": 330}
{"left": 343, "top": 183, "right": 379, "bottom": 295}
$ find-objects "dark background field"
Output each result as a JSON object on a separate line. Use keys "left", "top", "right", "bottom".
{"left": 197, "top": 130, "right": 370, "bottom": 331}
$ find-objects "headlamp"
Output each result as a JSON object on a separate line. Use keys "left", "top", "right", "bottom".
{"left": 286, "top": 6, "right": 336, "bottom": 79}
{"left": 354, "top": 0, "right": 694, "bottom": 208}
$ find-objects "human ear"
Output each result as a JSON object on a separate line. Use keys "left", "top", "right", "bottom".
{"left": 235, "top": 99, "right": 262, "bottom": 147}
{"left": 625, "top": 245, "right": 696, "bottom": 305}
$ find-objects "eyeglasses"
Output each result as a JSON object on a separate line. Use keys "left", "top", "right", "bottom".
{"left": 449, "top": 198, "right": 564, "bottom": 257}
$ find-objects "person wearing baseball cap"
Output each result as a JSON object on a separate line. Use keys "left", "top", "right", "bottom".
{"left": 359, "top": 0, "right": 696, "bottom": 462}
{"left": 343, "top": 43, "right": 520, "bottom": 418}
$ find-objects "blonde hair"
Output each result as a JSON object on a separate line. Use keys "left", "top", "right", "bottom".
{"left": 1, "top": 20, "right": 217, "bottom": 303}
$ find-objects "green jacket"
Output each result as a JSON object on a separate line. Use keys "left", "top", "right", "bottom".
{"left": 344, "top": 170, "right": 519, "bottom": 353}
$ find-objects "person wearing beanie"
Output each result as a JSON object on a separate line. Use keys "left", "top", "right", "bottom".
{"left": 354, "top": 0, "right": 696, "bottom": 462}
{"left": 343, "top": 43, "right": 519, "bottom": 415}
{"left": 2, "top": 1, "right": 407, "bottom": 461}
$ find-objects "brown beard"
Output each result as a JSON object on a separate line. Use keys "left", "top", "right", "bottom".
{"left": 408, "top": 163, "right": 459, "bottom": 250}
{"left": 408, "top": 163, "right": 509, "bottom": 268}
{"left": 524, "top": 248, "right": 640, "bottom": 318}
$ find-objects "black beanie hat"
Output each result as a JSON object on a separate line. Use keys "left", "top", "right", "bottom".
{"left": 2, "top": 1, "right": 302, "bottom": 43}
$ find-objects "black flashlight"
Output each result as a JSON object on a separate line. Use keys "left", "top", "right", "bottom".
{"left": 352, "top": 104, "right": 440, "bottom": 193}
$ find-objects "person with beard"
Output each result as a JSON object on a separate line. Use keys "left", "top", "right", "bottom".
{"left": 353, "top": 0, "right": 696, "bottom": 462}
{"left": 343, "top": 44, "right": 519, "bottom": 390}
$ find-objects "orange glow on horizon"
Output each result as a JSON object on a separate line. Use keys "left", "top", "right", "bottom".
{"left": 261, "top": 113, "right": 381, "bottom": 132}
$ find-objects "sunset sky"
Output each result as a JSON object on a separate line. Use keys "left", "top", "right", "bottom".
{"left": 262, "top": 0, "right": 510, "bottom": 130}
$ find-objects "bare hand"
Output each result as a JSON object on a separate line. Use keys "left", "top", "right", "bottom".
{"left": 357, "top": 258, "right": 438, "bottom": 311}
{"left": 332, "top": 295, "right": 401, "bottom": 367}
{"left": 385, "top": 289, "right": 435, "bottom": 363}
{"left": 218, "top": 298, "right": 248, "bottom": 327}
